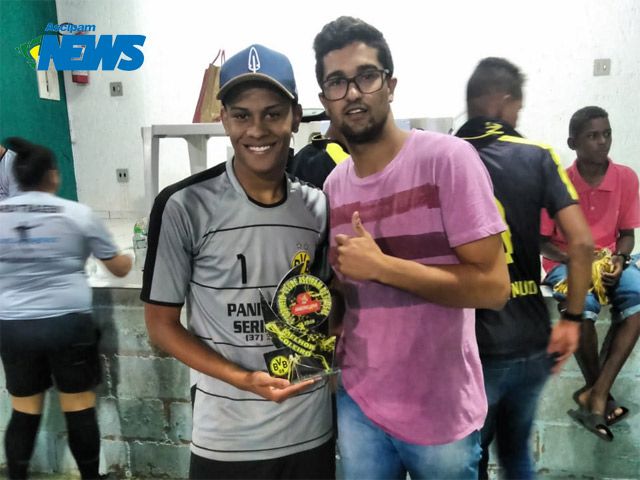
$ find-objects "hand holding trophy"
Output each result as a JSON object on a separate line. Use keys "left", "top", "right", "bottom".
{"left": 260, "top": 264, "right": 339, "bottom": 383}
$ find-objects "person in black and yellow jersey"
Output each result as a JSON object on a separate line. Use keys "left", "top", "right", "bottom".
{"left": 455, "top": 57, "right": 593, "bottom": 480}
{"left": 287, "top": 110, "right": 349, "bottom": 189}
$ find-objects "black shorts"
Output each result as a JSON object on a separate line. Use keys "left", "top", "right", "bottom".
{"left": 189, "top": 438, "right": 336, "bottom": 480}
{"left": 0, "top": 313, "right": 101, "bottom": 397}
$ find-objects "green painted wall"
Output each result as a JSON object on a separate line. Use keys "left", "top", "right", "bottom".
{"left": 0, "top": 0, "right": 77, "bottom": 200}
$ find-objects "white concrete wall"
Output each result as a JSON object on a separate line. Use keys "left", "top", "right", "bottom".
{"left": 56, "top": 0, "right": 640, "bottom": 218}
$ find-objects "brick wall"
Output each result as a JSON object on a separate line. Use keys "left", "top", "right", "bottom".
{"left": 0, "top": 289, "right": 191, "bottom": 479}
{"left": 528, "top": 312, "right": 640, "bottom": 478}
{"left": 0, "top": 288, "right": 638, "bottom": 478}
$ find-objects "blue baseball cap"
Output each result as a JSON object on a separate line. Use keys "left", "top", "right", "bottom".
{"left": 217, "top": 44, "right": 298, "bottom": 102}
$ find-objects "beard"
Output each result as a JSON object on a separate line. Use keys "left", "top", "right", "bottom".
{"left": 341, "top": 112, "right": 388, "bottom": 145}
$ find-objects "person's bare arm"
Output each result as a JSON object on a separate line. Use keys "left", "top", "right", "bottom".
{"left": 554, "top": 204, "right": 594, "bottom": 315}
{"left": 334, "top": 212, "right": 510, "bottom": 309}
{"left": 539, "top": 236, "right": 569, "bottom": 263}
{"left": 614, "top": 229, "right": 635, "bottom": 256}
{"left": 100, "top": 253, "right": 133, "bottom": 277}
{"left": 144, "top": 303, "right": 314, "bottom": 402}
{"left": 546, "top": 204, "right": 594, "bottom": 372}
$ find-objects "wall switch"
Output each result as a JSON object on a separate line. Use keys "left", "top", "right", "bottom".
{"left": 593, "top": 58, "right": 611, "bottom": 76}
{"left": 36, "top": 64, "right": 61, "bottom": 101}
{"left": 116, "top": 168, "right": 129, "bottom": 183}
{"left": 110, "top": 81, "right": 123, "bottom": 96}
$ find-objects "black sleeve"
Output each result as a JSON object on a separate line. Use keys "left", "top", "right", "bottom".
{"left": 310, "top": 195, "right": 333, "bottom": 284}
{"left": 540, "top": 147, "right": 578, "bottom": 218}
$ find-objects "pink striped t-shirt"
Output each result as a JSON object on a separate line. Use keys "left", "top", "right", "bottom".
{"left": 324, "top": 129, "right": 505, "bottom": 445}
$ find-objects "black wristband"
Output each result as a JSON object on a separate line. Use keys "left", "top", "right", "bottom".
{"left": 560, "top": 309, "right": 583, "bottom": 322}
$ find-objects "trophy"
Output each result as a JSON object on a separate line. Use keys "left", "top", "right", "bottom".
{"left": 260, "top": 264, "right": 339, "bottom": 383}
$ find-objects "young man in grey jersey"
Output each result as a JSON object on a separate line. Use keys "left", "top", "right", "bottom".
{"left": 141, "top": 45, "right": 334, "bottom": 479}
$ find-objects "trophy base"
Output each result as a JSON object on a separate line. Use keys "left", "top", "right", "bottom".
{"left": 297, "top": 368, "right": 341, "bottom": 384}
{"left": 264, "top": 348, "right": 338, "bottom": 384}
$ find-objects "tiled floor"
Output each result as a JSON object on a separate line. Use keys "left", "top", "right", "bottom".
{"left": 21, "top": 471, "right": 612, "bottom": 479}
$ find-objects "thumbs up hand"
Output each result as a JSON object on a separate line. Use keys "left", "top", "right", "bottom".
{"left": 334, "top": 212, "right": 385, "bottom": 281}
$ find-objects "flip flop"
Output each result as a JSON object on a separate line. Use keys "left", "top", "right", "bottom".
{"left": 572, "top": 389, "right": 629, "bottom": 426}
{"left": 606, "top": 395, "right": 630, "bottom": 426}
{"left": 567, "top": 408, "right": 614, "bottom": 442}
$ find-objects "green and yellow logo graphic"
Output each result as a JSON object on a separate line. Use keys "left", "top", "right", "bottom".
{"left": 15, "top": 36, "right": 42, "bottom": 69}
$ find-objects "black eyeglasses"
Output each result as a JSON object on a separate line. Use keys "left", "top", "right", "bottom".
{"left": 321, "top": 69, "right": 390, "bottom": 101}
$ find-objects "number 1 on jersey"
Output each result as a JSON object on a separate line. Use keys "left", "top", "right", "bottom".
{"left": 236, "top": 254, "right": 248, "bottom": 284}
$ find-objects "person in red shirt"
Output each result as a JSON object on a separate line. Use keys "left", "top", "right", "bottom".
{"left": 541, "top": 106, "right": 640, "bottom": 441}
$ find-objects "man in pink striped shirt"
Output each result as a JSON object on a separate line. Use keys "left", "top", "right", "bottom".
{"left": 313, "top": 16, "right": 510, "bottom": 479}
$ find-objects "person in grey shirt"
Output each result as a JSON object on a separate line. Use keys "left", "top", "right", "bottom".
{"left": 0, "top": 137, "right": 132, "bottom": 480}
{"left": 142, "top": 44, "right": 334, "bottom": 479}
{"left": 0, "top": 144, "right": 21, "bottom": 199}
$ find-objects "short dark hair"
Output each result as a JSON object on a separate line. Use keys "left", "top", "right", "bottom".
{"left": 4, "top": 137, "right": 57, "bottom": 190}
{"left": 466, "top": 57, "right": 524, "bottom": 101}
{"left": 313, "top": 16, "right": 394, "bottom": 85}
{"left": 569, "top": 106, "right": 609, "bottom": 138}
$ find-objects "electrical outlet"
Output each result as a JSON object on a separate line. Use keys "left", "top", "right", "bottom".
{"left": 116, "top": 168, "right": 129, "bottom": 183}
{"left": 110, "top": 81, "right": 123, "bottom": 96}
{"left": 593, "top": 58, "right": 611, "bottom": 76}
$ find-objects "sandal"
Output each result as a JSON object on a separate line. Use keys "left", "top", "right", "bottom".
{"left": 572, "top": 388, "right": 629, "bottom": 426}
{"left": 567, "top": 408, "right": 614, "bottom": 441}
{"left": 605, "top": 395, "right": 629, "bottom": 426}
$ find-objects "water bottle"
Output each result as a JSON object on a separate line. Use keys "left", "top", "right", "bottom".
{"left": 132, "top": 217, "right": 148, "bottom": 270}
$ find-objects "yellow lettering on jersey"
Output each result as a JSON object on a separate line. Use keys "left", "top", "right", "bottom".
{"left": 460, "top": 122, "right": 504, "bottom": 141}
{"left": 510, "top": 280, "right": 539, "bottom": 298}
{"left": 495, "top": 198, "right": 514, "bottom": 265}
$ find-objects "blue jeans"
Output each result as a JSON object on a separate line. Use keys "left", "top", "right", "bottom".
{"left": 478, "top": 350, "right": 554, "bottom": 480}
{"left": 544, "top": 254, "right": 640, "bottom": 321}
{"left": 337, "top": 386, "right": 481, "bottom": 479}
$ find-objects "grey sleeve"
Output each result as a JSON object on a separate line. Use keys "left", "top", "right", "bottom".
{"left": 141, "top": 196, "right": 193, "bottom": 305}
{"left": 86, "top": 210, "right": 120, "bottom": 259}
